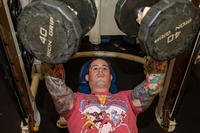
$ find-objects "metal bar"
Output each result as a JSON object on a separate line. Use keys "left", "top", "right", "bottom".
{"left": 30, "top": 73, "right": 41, "bottom": 98}
{"left": 72, "top": 51, "right": 146, "bottom": 64}
{"left": 155, "top": 58, "right": 176, "bottom": 132}
{"left": 0, "top": 0, "right": 35, "bottom": 132}
{"left": 30, "top": 60, "right": 42, "bottom": 99}
{"left": 170, "top": 30, "right": 200, "bottom": 117}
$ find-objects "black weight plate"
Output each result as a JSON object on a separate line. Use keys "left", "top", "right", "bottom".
{"left": 192, "top": 0, "right": 200, "bottom": 8}
{"left": 139, "top": 0, "right": 200, "bottom": 60}
{"left": 17, "top": 0, "right": 82, "bottom": 63}
{"left": 65, "top": 0, "right": 97, "bottom": 35}
{"left": 115, "top": 0, "right": 159, "bottom": 37}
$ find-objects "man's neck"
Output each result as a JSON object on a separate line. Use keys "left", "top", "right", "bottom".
{"left": 91, "top": 88, "right": 110, "bottom": 94}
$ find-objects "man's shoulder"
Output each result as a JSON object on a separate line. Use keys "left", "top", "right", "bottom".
{"left": 114, "top": 90, "right": 132, "bottom": 97}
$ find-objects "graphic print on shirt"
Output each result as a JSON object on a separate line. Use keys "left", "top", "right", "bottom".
{"left": 79, "top": 95, "right": 130, "bottom": 133}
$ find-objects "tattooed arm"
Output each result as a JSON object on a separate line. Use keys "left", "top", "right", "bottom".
{"left": 45, "top": 76, "right": 75, "bottom": 116}
{"left": 131, "top": 57, "right": 168, "bottom": 112}
{"left": 42, "top": 64, "right": 75, "bottom": 116}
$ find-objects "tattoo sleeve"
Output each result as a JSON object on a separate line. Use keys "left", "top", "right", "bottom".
{"left": 132, "top": 73, "right": 166, "bottom": 111}
{"left": 45, "top": 76, "right": 75, "bottom": 116}
{"left": 132, "top": 58, "right": 168, "bottom": 111}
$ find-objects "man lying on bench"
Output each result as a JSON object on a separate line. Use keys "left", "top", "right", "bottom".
{"left": 43, "top": 57, "right": 168, "bottom": 133}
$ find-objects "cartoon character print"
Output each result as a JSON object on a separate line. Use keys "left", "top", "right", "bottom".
{"left": 80, "top": 95, "right": 130, "bottom": 133}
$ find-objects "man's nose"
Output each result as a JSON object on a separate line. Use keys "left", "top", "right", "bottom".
{"left": 97, "top": 68, "right": 104, "bottom": 75}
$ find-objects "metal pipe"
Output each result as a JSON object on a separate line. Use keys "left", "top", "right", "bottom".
{"left": 72, "top": 51, "right": 146, "bottom": 64}
{"left": 30, "top": 73, "right": 40, "bottom": 98}
{"left": 88, "top": 0, "right": 101, "bottom": 44}
{"left": 170, "top": 30, "right": 200, "bottom": 117}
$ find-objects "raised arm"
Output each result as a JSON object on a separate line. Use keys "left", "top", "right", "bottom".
{"left": 131, "top": 57, "right": 168, "bottom": 112}
{"left": 42, "top": 64, "right": 75, "bottom": 117}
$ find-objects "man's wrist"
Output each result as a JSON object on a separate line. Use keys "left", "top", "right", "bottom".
{"left": 144, "top": 56, "right": 168, "bottom": 74}
{"left": 41, "top": 63, "right": 65, "bottom": 80}
{"left": 145, "top": 73, "right": 166, "bottom": 95}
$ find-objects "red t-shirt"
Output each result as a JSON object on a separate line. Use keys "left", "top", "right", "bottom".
{"left": 66, "top": 90, "right": 140, "bottom": 133}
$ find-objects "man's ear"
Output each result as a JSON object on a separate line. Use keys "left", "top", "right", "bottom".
{"left": 85, "top": 74, "right": 89, "bottom": 81}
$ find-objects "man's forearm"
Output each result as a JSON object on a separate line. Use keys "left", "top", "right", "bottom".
{"left": 132, "top": 58, "right": 168, "bottom": 111}
{"left": 45, "top": 76, "right": 74, "bottom": 116}
{"left": 132, "top": 73, "right": 166, "bottom": 111}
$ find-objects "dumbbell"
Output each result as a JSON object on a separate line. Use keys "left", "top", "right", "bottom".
{"left": 115, "top": 0, "right": 200, "bottom": 60}
{"left": 17, "top": 0, "right": 97, "bottom": 64}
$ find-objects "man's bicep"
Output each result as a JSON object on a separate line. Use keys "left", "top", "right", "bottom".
{"left": 132, "top": 98, "right": 142, "bottom": 112}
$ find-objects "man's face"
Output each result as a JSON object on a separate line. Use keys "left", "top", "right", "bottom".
{"left": 85, "top": 59, "right": 112, "bottom": 93}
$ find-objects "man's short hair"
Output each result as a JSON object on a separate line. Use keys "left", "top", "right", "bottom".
{"left": 86, "top": 57, "right": 112, "bottom": 74}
